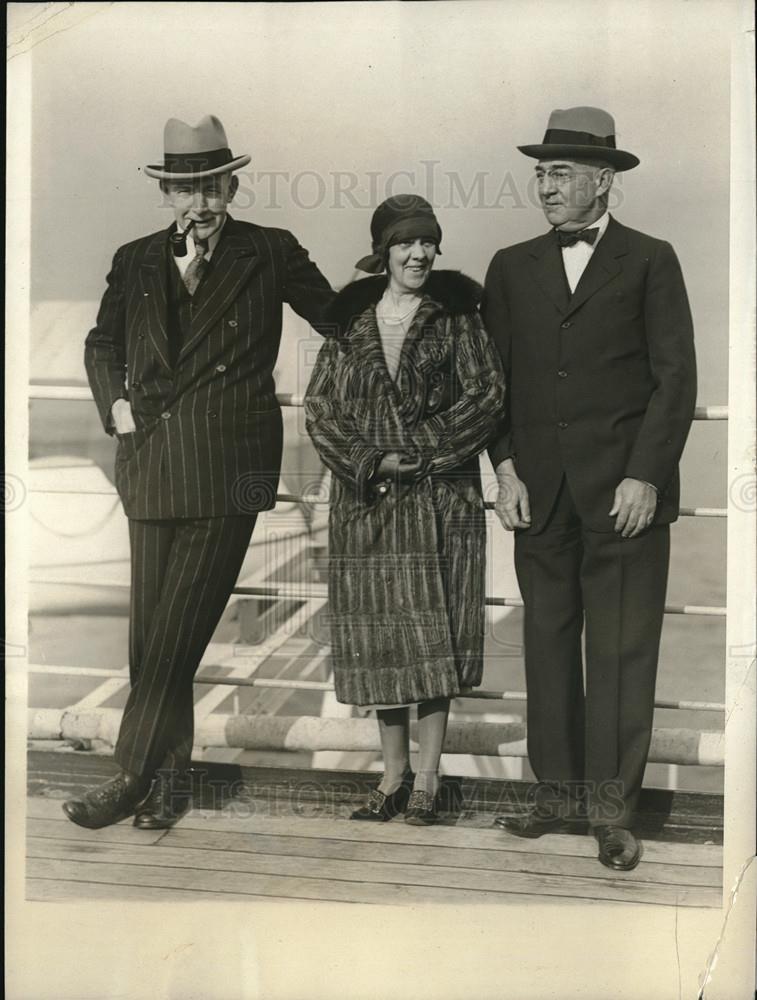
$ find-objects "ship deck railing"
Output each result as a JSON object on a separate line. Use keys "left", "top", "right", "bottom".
{"left": 23, "top": 383, "right": 754, "bottom": 912}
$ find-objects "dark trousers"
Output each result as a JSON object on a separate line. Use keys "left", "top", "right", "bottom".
{"left": 514, "top": 477, "right": 670, "bottom": 827}
{"left": 115, "top": 515, "right": 257, "bottom": 777}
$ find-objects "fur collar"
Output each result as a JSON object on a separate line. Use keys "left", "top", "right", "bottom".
{"left": 326, "top": 270, "right": 482, "bottom": 337}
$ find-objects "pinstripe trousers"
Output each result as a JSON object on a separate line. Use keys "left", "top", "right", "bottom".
{"left": 115, "top": 515, "right": 256, "bottom": 777}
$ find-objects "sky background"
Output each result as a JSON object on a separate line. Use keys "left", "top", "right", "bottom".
{"left": 27, "top": 0, "right": 739, "bottom": 509}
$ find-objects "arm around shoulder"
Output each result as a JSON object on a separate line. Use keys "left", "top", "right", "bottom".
{"left": 282, "top": 231, "right": 335, "bottom": 337}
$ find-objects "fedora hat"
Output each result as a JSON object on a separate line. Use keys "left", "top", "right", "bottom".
{"left": 144, "top": 115, "right": 251, "bottom": 180}
{"left": 518, "top": 106, "right": 639, "bottom": 171}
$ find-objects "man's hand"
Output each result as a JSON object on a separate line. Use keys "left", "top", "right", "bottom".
{"left": 494, "top": 459, "right": 531, "bottom": 530}
{"left": 111, "top": 398, "right": 136, "bottom": 435}
{"left": 609, "top": 478, "right": 657, "bottom": 537}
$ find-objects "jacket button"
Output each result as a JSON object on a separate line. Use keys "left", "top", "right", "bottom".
{"left": 561, "top": 321, "right": 572, "bottom": 329}
{"left": 208, "top": 410, "right": 217, "bottom": 418}
{"left": 161, "top": 411, "right": 171, "bottom": 420}
{"left": 557, "top": 370, "right": 568, "bottom": 378}
{"left": 558, "top": 421, "right": 568, "bottom": 429}
{"left": 131, "top": 381, "right": 142, "bottom": 390}
{"left": 215, "top": 364, "right": 227, "bottom": 373}
{"left": 228, "top": 320, "right": 238, "bottom": 328}
{"left": 138, "top": 333, "right": 145, "bottom": 340}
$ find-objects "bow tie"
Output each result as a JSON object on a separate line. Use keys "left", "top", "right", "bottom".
{"left": 556, "top": 227, "right": 599, "bottom": 248}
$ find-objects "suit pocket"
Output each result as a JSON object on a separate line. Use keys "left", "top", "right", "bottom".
{"left": 245, "top": 392, "right": 279, "bottom": 414}
{"left": 115, "top": 434, "right": 134, "bottom": 463}
{"left": 115, "top": 425, "right": 151, "bottom": 462}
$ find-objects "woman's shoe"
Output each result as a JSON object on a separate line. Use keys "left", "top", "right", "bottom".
{"left": 350, "top": 772, "right": 413, "bottom": 822}
{"left": 404, "top": 789, "right": 439, "bottom": 826}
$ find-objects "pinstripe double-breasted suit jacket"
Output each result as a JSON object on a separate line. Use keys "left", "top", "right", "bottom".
{"left": 85, "top": 217, "right": 334, "bottom": 519}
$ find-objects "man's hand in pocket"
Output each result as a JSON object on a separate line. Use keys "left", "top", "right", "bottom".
{"left": 111, "top": 398, "right": 137, "bottom": 435}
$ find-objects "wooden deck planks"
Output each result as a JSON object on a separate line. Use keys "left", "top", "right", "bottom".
{"left": 27, "top": 855, "right": 566, "bottom": 907}
{"left": 25, "top": 797, "right": 722, "bottom": 908}
{"left": 25, "top": 797, "right": 723, "bottom": 866}
{"left": 27, "top": 836, "right": 720, "bottom": 907}
{"left": 27, "top": 816, "right": 721, "bottom": 888}
{"left": 180, "top": 810, "right": 723, "bottom": 866}
{"left": 25, "top": 877, "right": 261, "bottom": 904}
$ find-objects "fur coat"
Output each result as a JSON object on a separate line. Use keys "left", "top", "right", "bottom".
{"left": 304, "top": 270, "right": 506, "bottom": 706}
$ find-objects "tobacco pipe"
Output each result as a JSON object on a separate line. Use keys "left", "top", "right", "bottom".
{"left": 169, "top": 219, "right": 196, "bottom": 257}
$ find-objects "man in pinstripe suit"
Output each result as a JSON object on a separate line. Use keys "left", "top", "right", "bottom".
{"left": 64, "top": 116, "right": 334, "bottom": 830}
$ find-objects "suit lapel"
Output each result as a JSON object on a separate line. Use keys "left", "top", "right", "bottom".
{"left": 528, "top": 233, "right": 571, "bottom": 315}
{"left": 565, "top": 216, "right": 628, "bottom": 318}
{"left": 178, "top": 217, "right": 259, "bottom": 363}
{"left": 138, "top": 231, "right": 172, "bottom": 372}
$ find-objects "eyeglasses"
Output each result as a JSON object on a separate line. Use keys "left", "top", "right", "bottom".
{"left": 535, "top": 167, "right": 602, "bottom": 186}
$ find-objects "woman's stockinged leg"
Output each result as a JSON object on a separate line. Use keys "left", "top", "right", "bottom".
{"left": 376, "top": 707, "right": 411, "bottom": 794}
{"left": 414, "top": 697, "right": 451, "bottom": 796}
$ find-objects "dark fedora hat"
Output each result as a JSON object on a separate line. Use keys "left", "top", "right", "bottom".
{"left": 144, "top": 115, "right": 251, "bottom": 180}
{"left": 518, "top": 106, "right": 639, "bottom": 172}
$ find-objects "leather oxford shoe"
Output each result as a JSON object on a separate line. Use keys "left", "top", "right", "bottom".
{"left": 595, "top": 825, "right": 641, "bottom": 871}
{"left": 494, "top": 808, "right": 579, "bottom": 838}
{"left": 134, "top": 768, "right": 192, "bottom": 830}
{"left": 63, "top": 771, "right": 151, "bottom": 829}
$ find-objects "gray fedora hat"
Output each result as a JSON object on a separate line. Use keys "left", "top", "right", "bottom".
{"left": 518, "top": 106, "right": 639, "bottom": 171}
{"left": 144, "top": 115, "right": 251, "bottom": 180}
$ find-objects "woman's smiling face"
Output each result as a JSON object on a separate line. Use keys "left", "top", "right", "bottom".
{"left": 386, "top": 238, "right": 437, "bottom": 292}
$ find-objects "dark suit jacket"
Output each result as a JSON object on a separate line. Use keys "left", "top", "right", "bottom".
{"left": 84, "top": 216, "right": 334, "bottom": 519}
{"left": 483, "top": 217, "right": 697, "bottom": 533}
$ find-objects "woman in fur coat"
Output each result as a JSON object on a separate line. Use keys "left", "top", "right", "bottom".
{"left": 304, "top": 195, "right": 506, "bottom": 824}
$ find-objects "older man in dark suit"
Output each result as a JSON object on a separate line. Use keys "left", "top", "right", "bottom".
{"left": 64, "top": 115, "right": 333, "bottom": 830}
{"left": 483, "top": 107, "right": 697, "bottom": 870}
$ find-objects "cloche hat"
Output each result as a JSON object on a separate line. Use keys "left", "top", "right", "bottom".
{"left": 355, "top": 194, "right": 443, "bottom": 274}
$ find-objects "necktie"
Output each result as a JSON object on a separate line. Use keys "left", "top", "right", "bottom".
{"left": 182, "top": 239, "right": 209, "bottom": 295}
{"left": 556, "top": 227, "right": 599, "bottom": 248}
